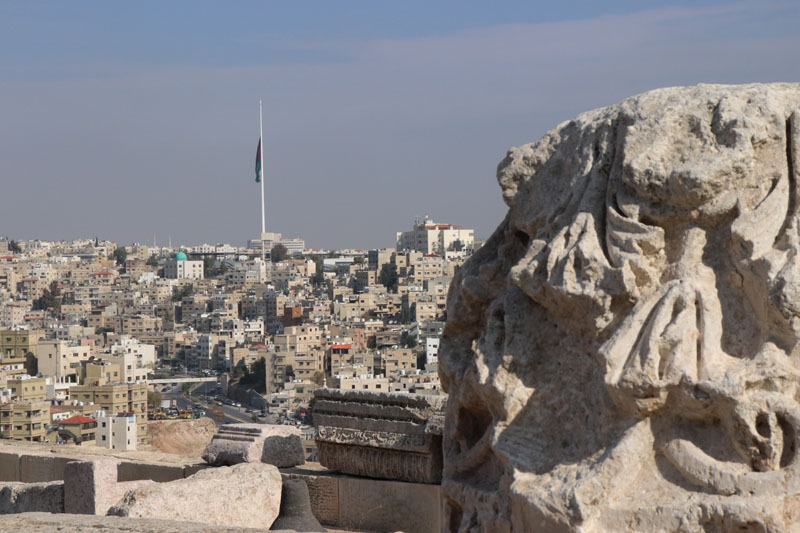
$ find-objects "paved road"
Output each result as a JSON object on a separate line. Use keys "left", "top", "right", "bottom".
{"left": 158, "top": 380, "right": 266, "bottom": 425}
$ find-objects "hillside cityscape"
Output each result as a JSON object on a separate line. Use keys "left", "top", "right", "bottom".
{"left": 0, "top": 216, "right": 476, "bottom": 458}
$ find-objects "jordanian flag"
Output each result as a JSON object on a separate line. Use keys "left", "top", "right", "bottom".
{"left": 255, "top": 138, "right": 262, "bottom": 183}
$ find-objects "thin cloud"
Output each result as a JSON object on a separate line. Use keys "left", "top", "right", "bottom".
{"left": 1, "top": 3, "right": 799, "bottom": 248}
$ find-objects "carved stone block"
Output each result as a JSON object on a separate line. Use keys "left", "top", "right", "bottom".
{"left": 440, "top": 83, "right": 800, "bottom": 531}
{"left": 313, "top": 389, "right": 445, "bottom": 483}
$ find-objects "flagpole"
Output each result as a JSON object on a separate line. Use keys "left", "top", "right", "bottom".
{"left": 259, "top": 99, "right": 266, "bottom": 262}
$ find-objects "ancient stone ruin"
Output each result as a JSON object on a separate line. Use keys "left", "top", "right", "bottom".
{"left": 440, "top": 83, "right": 800, "bottom": 531}
{"left": 313, "top": 388, "right": 445, "bottom": 484}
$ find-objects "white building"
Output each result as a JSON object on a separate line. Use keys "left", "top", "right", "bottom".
{"left": 227, "top": 258, "right": 268, "bottom": 284}
{"left": 396, "top": 217, "right": 474, "bottom": 255}
{"left": 96, "top": 412, "right": 137, "bottom": 450}
{"left": 248, "top": 232, "right": 282, "bottom": 253}
{"left": 109, "top": 336, "right": 156, "bottom": 383}
{"left": 425, "top": 336, "right": 440, "bottom": 368}
{"left": 280, "top": 238, "right": 305, "bottom": 256}
{"left": 163, "top": 252, "right": 203, "bottom": 280}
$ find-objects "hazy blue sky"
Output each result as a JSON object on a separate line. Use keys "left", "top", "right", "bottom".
{"left": 2, "top": 1, "right": 799, "bottom": 249}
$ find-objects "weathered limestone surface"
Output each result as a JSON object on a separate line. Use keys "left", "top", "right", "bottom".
{"left": 0, "top": 481, "right": 63, "bottom": 514}
{"left": 203, "top": 423, "right": 303, "bottom": 467}
{"left": 108, "top": 462, "right": 282, "bottom": 529}
{"left": 313, "top": 388, "right": 445, "bottom": 484}
{"left": 262, "top": 428, "right": 305, "bottom": 468}
{"left": 283, "top": 463, "right": 443, "bottom": 533}
{"left": 64, "top": 459, "right": 153, "bottom": 516}
{"left": 440, "top": 83, "right": 800, "bottom": 531}
{"left": 0, "top": 439, "right": 204, "bottom": 483}
{"left": 0, "top": 512, "right": 282, "bottom": 532}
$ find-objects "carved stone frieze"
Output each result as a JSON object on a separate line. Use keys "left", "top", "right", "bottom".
{"left": 440, "top": 84, "right": 800, "bottom": 532}
{"left": 313, "top": 389, "right": 445, "bottom": 484}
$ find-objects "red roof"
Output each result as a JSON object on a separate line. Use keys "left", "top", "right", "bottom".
{"left": 250, "top": 344, "right": 267, "bottom": 349}
{"left": 61, "top": 415, "right": 96, "bottom": 425}
{"left": 332, "top": 344, "right": 352, "bottom": 350}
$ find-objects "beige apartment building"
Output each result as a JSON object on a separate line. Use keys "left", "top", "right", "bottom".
{"left": 0, "top": 400, "right": 49, "bottom": 441}
{"left": 0, "top": 329, "right": 44, "bottom": 359}
{"left": 354, "top": 270, "right": 376, "bottom": 293}
{"left": 382, "top": 347, "right": 418, "bottom": 376}
{"left": 5, "top": 376, "right": 47, "bottom": 401}
{"left": 337, "top": 375, "right": 389, "bottom": 392}
{"left": 69, "top": 382, "right": 148, "bottom": 443}
{"left": 82, "top": 361, "right": 122, "bottom": 386}
{"left": 37, "top": 339, "right": 92, "bottom": 383}
{"left": 0, "top": 304, "right": 26, "bottom": 328}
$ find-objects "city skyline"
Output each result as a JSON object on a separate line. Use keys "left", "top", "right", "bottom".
{"left": 2, "top": 1, "right": 799, "bottom": 249}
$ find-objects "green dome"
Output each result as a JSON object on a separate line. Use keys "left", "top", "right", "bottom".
{"left": 175, "top": 252, "right": 188, "bottom": 261}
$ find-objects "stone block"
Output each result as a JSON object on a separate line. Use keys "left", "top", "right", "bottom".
{"left": 108, "top": 462, "right": 282, "bottom": 529}
{"left": 0, "top": 452, "right": 21, "bottom": 482}
{"left": 338, "top": 475, "right": 441, "bottom": 533}
{"left": 282, "top": 470, "right": 339, "bottom": 526}
{"left": 0, "top": 481, "right": 64, "bottom": 514}
{"left": 313, "top": 389, "right": 444, "bottom": 483}
{"left": 63, "top": 459, "right": 150, "bottom": 516}
{"left": 203, "top": 423, "right": 303, "bottom": 467}
{"left": 261, "top": 430, "right": 304, "bottom": 468}
{"left": 0, "top": 512, "right": 280, "bottom": 532}
{"left": 64, "top": 459, "right": 117, "bottom": 515}
{"left": 182, "top": 462, "right": 208, "bottom": 478}
{"left": 117, "top": 461, "right": 185, "bottom": 482}
{"left": 19, "top": 455, "right": 72, "bottom": 482}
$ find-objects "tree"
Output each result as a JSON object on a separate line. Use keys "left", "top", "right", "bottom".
{"left": 171, "top": 283, "right": 193, "bottom": 302}
{"left": 240, "top": 357, "right": 267, "bottom": 393}
{"left": 400, "top": 330, "right": 418, "bottom": 349}
{"left": 353, "top": 256, "right": 365, "bottom": 265}
{"left": 450, "top": 239, "right": 465, "bottom": 251}
{"left": 203, "top": 256, "right": 227, "bottom": 277}
{"left": 147, "top": 391, "right": 162, "bottom": 410}
{"left": 312, "top": 371, "right": 324, "bottom": 387}
{"left": 146, "top": 255, "right": 159, "bottom": 267}
{"left": 33, "top": 280, "right": 61, "bottom": 312}
{"left": 112, "top": 247, "right": 127, "bottom": 266}
{"left": 203, "top": 256, "right": 215, "bottom": 275}
{"left": 271, "top": 243, "right": 288, "bottom": 263}
{"left": 310, "top": 258, "right": 325, "bottom": 287}
{"left": 7, "top": 240, "right": 21, "bottom": 253}
{"left": 251, "top": 413, "right": 259, "bottom": 423}
{"left": 379, "top": 263, "right": 399, "bottom": 292}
